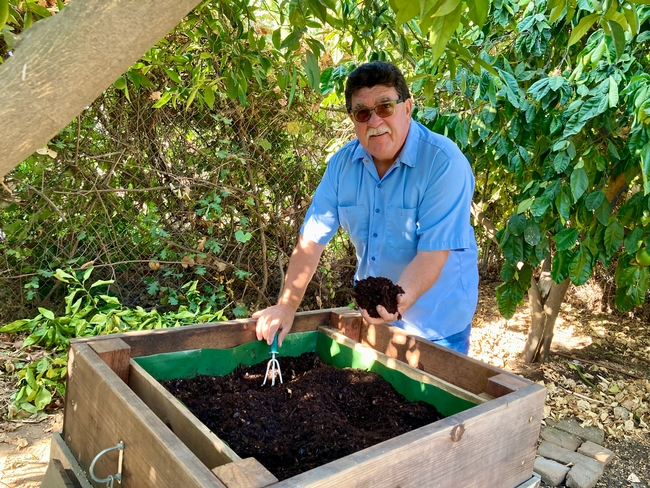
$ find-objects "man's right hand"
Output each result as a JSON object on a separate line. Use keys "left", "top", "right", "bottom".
{"left": 252, "top": 303, "right": 296, "bottom": 346}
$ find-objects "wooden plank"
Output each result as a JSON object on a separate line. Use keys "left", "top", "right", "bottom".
{"left": 48, "top": 431, "right": 93, "bottom": 487}
{"left": 128, "top": 359, "right": 241, "bottom": 469}
{"left": 0, "top": 0, "right": 202, "bottom": 177}
{"left": 486, "top": 373, "right": 530, "bottom": 398}
{"left": 359, "top": 321, "right": 526, "bottom": 395}
{"left": 42, "top": 458, "right": 76, "bottom": 488}
{"left": 89, "top": 338, "right": 131, "bottom": 383}
{"left": 329, "top": 310, "right": 362, "bottom": 342}
{"left": 71, "top": 308, "right": 340, "bottom": 357}
{"left": 318, "top": 327, "right": 487, "bottom": 406}
{"left": 63, "top": 343, "right": 226, "bottom": 487}
{"left": 211, "top": 458, "right": 278, "bottom": 488}
{"left": 273, "top": 382, "right": 546, "bottom": 488}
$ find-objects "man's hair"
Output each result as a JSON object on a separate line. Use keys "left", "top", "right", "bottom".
{"left": 344, "top": 62, "right": 411, "bottom": 112}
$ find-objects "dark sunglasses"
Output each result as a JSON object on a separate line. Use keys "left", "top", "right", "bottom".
{"left": 349, "top": 98, "right": 405, "bottom": 123}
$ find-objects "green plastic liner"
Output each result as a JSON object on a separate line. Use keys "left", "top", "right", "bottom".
{"left": 135, "top": 330, "right": 476, "bottom": 417}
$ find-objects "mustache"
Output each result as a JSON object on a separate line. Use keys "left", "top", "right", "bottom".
{"left": 366, "top": 125, "right": 392, "bottom": 138}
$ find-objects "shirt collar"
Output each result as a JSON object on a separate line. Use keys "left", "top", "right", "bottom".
{"left": 351, "top": 120, "right": 420, "bottom": 168}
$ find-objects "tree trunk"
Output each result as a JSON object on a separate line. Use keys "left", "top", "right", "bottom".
{"left": 523, "top": 275, "right": 570, "bottom": 363}
{"left": 0, "top": 0, "right": 202, "bottom": 178}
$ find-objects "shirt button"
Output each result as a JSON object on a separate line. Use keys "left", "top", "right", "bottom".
{"left": 372, "top": 233, "right": 378, "bottom": 238}
{"left": 371, "top": 257, "right": 376, "bottom": 261}
{"left": 377, "top": 183, "right": 381, "bottom": 188}
{"left": 375, "top": 209, "right": 380, "bottom": 213}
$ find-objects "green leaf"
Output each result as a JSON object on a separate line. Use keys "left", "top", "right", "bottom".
{"left": 508, "top": 214, "right": 527, "bottom": 236}
{"left": 38, "top": 308, "right": 55, "bottom": 320}
{"left": 584, "top": 191, "right": 605, "bottom": 211}
{"left": 164, "top": 69, "right": 182, "bottom": 84}
{"left": 34, "top": 387, "right": 52, "bottom": 411}
{"left": 641, "top": 143, "right": 650, "bottom": 195}
{"left": 302, "top": 51, "right": 320, "bottom": 90}
{"left": 235, "top": 230, "right": 253, "bottom": 243}
{"left": 204, "top": 87, "right": 215, "bottom": 109}
{"left": 425, "top": 3, "right": 463, "bottom": 65}
{"left": 554, "top": 228, "right": 579, "bottom": 251}
{"left": 495, "top": 282, "right": 522, "bottom": 318}
{"left": 569, "top": 245, "right": 593, "bottom": 285}
{"left": 608, "top": 76, "right": 619, "bottom": 108}
{"left": 608, "top": 20, "right": 626, "bottom": 60}
{"left": 604, "top": 221, "right": 624, "bottom": 256}
{"left": 395, "top": 0, "right": 419, "bottom": 24}
{"left": 570, "top": 166, "right": 589, "bottom": 202}
{"left": 625, "top": 227, "right": 644, "bottom": 254}
{"left": 568, "top": 13, "right": 600, "bottom": 47}
{"left": 524, "top": 222, "right": 542, "bottom": 246}
{"left": 466, "top": 0, "right": 489, "bottom": 27}
{"left": 53, "top": 269, "right": 74, "bottom": 283}
{"left": 232, "top": 305, "right": 249, "bottom": 318}
{"left": 89, "top": 280, "right": 114, "bottom": 289}
{"left": 0, "top": 319, "right": 31, "bottom": 333}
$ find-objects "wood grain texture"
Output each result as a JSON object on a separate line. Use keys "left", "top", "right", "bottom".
{"left": 273, "top": 383, "right": 546, "bottom": 488}
{"left": 486, "top": 373, "right": 530, "bottom": 398}
{"left": 89, "top": 338, "right": 131, "bottom": 383}
{"left": 63, "top": 343, "right": 226, "bottom": 488}
{"left": 48, "top": 431, "right": 93, "bottom": 487}
{"left": 128, "top": 359, "right": 241, "bottom": 470}
{"left": 329, "top": 310, "right": 362, "bottom": 342}
{"left": 359, "top": 321, "right": 525, "bottom": 394}
{"left": 0, "top": 0, "right": 201, "bottom": 177}
{"left": 42, "top": 459, "right": 76, "bottom": 488}
{"left": 211, "top": 458, "right": 278, "bottom": 488}
{"left": 72, "top": 308, "right": 341, "bottom": 357}
{"left": 318, "top": 326, "right": 487, "bottom": 406}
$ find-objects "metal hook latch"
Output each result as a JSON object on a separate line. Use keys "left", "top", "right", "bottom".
{"left": 89, "top": 441, "right": 124, "bottom": 487}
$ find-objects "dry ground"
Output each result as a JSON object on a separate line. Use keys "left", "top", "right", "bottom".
{"left": 1, "top": 278, "right": 648, "bottom": 487}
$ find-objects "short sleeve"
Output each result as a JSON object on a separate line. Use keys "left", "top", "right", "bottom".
{"left": 300, "top": 160, "right": 340, "bottom": 245}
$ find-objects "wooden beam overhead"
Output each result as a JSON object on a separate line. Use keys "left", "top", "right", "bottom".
{"left": 0, "top": 0, "right": 202, "bottom": 178}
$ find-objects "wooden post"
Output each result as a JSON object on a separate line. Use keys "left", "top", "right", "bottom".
{"left": 486, "top": 373, "right": 529, "bottom": 398}
{"left": 0, "top": 0, "right": 202, "bottom": 177}
{"left": 329, "top": 310, "right": 362, "bottom": 342}
{"left": 89, "top": 338, "right": 131, "bottom": 383}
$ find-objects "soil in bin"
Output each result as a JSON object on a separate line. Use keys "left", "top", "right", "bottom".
{"left": 161, "top": 352, "right": 443, "bottom": 481}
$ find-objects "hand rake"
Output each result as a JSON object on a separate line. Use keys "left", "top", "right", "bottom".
{"left": 262, "top": 332, "right": 283, "bottom": 386}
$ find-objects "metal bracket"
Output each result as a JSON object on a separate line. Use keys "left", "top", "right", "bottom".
{"left": 89, "top": 441, "right": 124, "bottom": 487}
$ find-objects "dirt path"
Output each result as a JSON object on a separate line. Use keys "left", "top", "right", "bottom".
{"left": 1, "top": 279, "right": 648, "bottom": 487}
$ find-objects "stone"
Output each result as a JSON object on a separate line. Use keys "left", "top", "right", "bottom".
{"left": 545, "top": 418, "right": 605, "bottom": 444}
{"left": 566, "top": 462, "right": 602, "bottom": 488}
{"left": 540, "top": 426, "right": 582, "bottom": 451}
{"left": 534, "top": 457, "right": 570, "bottom": 486}
{"left": 613, "top": 406, "right": 629, "bottom": 420}
{"left": 577, "top": 440, "right": 615, "bottom": 465}
{"left": 537, "top": 441, "right": 605, "bottom": 477}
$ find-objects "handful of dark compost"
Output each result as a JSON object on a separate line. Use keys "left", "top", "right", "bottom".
{"left": 353, "top": 276, "right": 404, "bottom": 319}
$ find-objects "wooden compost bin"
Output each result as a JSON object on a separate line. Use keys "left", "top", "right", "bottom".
{"left": 50, "top": 308, "right": 545, "bottom": 488}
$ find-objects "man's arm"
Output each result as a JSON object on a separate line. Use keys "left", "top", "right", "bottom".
{"left": 360, "top": 249, "right": 449, "bottom": 324}
{"left": 253, "top": 234, "right": 326, "bottom": 345}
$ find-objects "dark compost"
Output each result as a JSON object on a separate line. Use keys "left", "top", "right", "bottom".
{"left": 353, "top": 276, "right": 404, "bottom": 318}
{"left": 161, "top": 353, "right": 443, "bottom": 481}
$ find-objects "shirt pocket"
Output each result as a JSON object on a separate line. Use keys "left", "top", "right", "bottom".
{"left": 338, "top": 205, "right": 368, "bottom": 251}
{"left": 386, "top": 207, "right": 418, "bottom": 250}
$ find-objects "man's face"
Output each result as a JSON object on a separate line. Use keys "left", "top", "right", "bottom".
{"left": 349, "top": 85, "right": 412, "bottom": 168}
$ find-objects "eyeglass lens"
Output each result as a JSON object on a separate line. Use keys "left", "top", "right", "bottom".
{"left": 354, "top": 101, "right": 397, "bottom": 122}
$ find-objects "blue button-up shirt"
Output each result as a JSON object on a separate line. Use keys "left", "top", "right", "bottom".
{"left": 301, "top": 121, "right": 479, "bottom": 340}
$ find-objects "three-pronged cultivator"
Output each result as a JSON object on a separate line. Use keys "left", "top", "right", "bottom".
{"left": 262, "top": 332, "right": 283, "bottom": 386}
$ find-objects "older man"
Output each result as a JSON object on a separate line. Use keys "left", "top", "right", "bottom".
{"left": 254, "top": 61, "right": 478, "bottom": 353}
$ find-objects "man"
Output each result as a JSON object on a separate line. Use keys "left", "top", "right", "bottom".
{"left": 254, "top": 61, "right": 478, "bottom": 354}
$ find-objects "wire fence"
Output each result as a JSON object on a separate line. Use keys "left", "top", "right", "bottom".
{"left": 0, "top": 86, "right": 358, "bottom": 323}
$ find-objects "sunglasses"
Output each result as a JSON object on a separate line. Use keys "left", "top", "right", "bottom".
{"left": 349, "top": 98, "right": 405, "bottom": 123}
